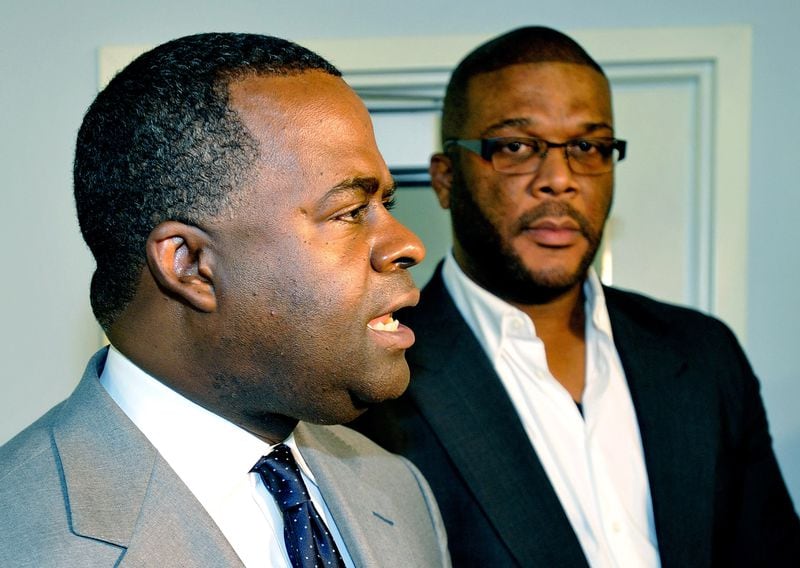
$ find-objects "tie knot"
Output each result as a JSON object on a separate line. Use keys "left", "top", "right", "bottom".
{"left": 251, "top": 443, "right": 311, "bottom": 511}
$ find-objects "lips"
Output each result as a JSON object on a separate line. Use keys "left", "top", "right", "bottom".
{"left": 367, "top": 290, "right": 419, "bottom": 350}
{"left": 524, "top": 217, "right": 582, "bottom": 247}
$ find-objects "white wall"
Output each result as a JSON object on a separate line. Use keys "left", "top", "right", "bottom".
{"left": 2, "top": 0, "right": 799, "bottom": 505}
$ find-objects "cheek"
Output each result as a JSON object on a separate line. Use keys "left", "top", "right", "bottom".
{"left": 464, "top": 171, "right": 519, "bottom": 226}
{"left": 267, "top": 264, "right": 367, "bottom": 343}
{"left": 229, "top": 231, "right": 373, "bottom": 350}
{"left": 586, "top": 182, "right": 614, "bottom": 227}
{"left": 482, "top": 185, "right": 530, "bottom": 238}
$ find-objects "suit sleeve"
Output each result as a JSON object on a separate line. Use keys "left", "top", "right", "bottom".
{"left": 715, "top": 323, "right": 800, "bottom": 565}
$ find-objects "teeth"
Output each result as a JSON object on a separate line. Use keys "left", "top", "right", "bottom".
{"left": 369, "top": 317, "right": 399, "bottom": 332}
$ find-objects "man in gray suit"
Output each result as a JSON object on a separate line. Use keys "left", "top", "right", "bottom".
{"left": 0, "top": 33, "right": 449, "bottom": 567}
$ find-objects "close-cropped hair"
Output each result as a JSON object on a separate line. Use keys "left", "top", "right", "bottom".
{"left": 74, "top": 33, "right": 341, "bottom": 330}
{"left": 441, "top": 26, "right": 606, "bottom": 140}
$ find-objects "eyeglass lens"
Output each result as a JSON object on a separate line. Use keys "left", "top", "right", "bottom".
{"left": 488, "top": 138, "right": 621, "bottom": 175}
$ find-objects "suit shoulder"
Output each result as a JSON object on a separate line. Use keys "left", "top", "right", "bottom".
{"left": 605, "top": 286, "right": 735, "bottom": 337}
{"left": 302, "top": 422, "right": 402, "bottom": 460}
{"left": 298, "top": 423, "right": 433, "bottom": 489}
{"left": 0, "top": 403, "right": 65, "bottom": 485}
{"left": 605, "top": 286, "right": 753, "bottom": 390}
{"left": 0, "top": 404, "right": 105, "bottom": 566}
{"left": 605, "top": 286, "right": 705, "bottom": 318}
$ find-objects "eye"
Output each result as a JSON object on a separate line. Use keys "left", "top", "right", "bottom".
{"left": 571, "top": 138, "right": 612, "bottom": 157}
{"left": 334, "top": 203, "right": 369, "bottom": 223}
{"left": 495, "top": 138, "right": 536, "bottom": 157}
{"left": 383, "top": 194, "right": 397, "bottom": 211}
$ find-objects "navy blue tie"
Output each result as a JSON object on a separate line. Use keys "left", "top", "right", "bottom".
{"left": 251, "top": 444, "right": 346, "bottom": 568}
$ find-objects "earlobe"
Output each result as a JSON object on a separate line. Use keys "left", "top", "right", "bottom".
{"left": 146, "top": 221, "right": 217, "bottom": 313}
{"left": 429, "top": 153, "right": 453, "bottom": 209}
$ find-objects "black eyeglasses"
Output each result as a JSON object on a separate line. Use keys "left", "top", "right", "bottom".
{"left": 444, "top": 136, "right": 627, "bottom": 175}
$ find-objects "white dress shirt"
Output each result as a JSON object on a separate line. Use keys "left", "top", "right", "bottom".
{"left": 443, "top": 253, "right": 660, "bottom": 568}
{"left": 99, "top": 345, "right": 354, "bottom": 568}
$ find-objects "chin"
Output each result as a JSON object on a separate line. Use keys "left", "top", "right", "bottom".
{"left": 353, "top": 366, "right": 410, "bottom": 407}
{"left": 530, "top": 268, "right": 585, "bottom": 289}
{"left": 520, "top": 251, "right": 594, "bottom": 287}
{"left": 381, "top": 364, "right": 412, "bottom": 400}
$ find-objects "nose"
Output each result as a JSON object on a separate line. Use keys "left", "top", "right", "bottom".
{"left": 371, "top": 211, "right": 426, "bottom": 273}
{"left": 530, "top": 148, "right": 577, "bottom": 198}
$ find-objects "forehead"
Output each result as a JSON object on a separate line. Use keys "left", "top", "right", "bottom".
{"left": 228, "top": 71, "right": 374, "bottom": 152}
{"left": 226, "top": 71, "right": 389, "bottom": 205}
{"left": 462, "top": 62, "right": 613, "bottom": 136}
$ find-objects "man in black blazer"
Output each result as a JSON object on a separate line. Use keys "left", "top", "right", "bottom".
{"left": 352, "top": 27, "right": 799, "bottom": 566}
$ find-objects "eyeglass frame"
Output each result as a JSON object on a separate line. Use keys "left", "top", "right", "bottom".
{"left": 443, "top": 136, "right": 627, "bottom": 175}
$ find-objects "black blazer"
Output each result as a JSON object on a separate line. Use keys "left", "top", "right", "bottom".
{"left": 352, "top": 264, "right": 799, "bottom": 567}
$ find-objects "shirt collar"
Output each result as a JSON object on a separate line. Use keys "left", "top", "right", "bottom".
{"left": 99, "top": 346, "right": 318, "bottom": 507}
{"left": 441, "top": 252, "right": 614, "bottom": 356}
{"left": 584, "top": 267, "right": 615, "bottom": 341}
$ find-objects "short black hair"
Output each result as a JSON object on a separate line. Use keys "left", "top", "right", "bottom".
{"left": 74, "top": 33, "right": 341, "bottom": 330}
{"left": 441, "top": 26, "right": 605, "bottom": 140}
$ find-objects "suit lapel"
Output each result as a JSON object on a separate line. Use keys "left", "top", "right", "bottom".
{"left": 53, "top": 350, "right": 243, "bottom": 566}
{"left": 294, "top": 423, "right": 387, "bottom": 567}
{"left": 406, "top": 269, "right": 588, "bottom": 566}
{"left": 119, "top": 457, "right": 244, "bottom": 566}
{"left": 294, "top": 423, "right": 434, "bottom": 568}
{"left": 606, "top": 289, "right": 717, "bottom": 566}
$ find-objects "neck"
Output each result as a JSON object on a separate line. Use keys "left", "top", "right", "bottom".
{"left": 511, "top": 282, "right": 585, "bottom": 338}
{"left": 108, "top": 328, "right": 300, "bottom": 447}
{"left": 237, "top": 415, "right": 300, "bottom": 446}
{"left": 513, "top": 282, "right": 588, "bottom": 402}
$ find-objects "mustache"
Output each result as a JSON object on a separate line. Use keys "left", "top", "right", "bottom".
{"left": 513, "top": 201, "right": 594, "bottom": 240}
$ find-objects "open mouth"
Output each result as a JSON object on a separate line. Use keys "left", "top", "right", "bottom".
{"left": 367, "top": 313, "right": 400, "bottom": 332}
{"left": 367, "top": 312, "right": 415, "bottom": 350}
{"left": 365, "top": 289, "right": 419, "bottom": 350}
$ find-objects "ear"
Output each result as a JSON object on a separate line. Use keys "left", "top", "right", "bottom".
{"left": 146, "top": 221, "right": 217, "bottom": 313}
{"left": 429, "top": 153, "right": 454, "bottom": 209}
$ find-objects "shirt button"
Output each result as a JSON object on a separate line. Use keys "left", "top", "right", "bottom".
{"left": 511, "top": 318, "right": 523, "bottom": 330}
{"left": 612, "top": 521, "right": 621, "bottom": 533}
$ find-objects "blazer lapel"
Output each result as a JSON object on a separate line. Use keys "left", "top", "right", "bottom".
{"left": 294, "top": 423, "right": 441, "bottom": 568}
{"left": 406, "top": 268, "right": 588, "bottom": 567}
{"left": 119, "top": 457, "right": 244, "bottom": 567}
{"left": 606, "top": 289, "right": 717, "bottom": 567}
{"left": 53, "top": 350, "right": 243, "bottom": 567}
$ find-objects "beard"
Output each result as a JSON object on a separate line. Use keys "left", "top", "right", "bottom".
{"left": 449, "top": 170, "right": 607, "bottom": 305}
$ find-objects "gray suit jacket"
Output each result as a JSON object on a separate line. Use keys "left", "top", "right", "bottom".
{"left": 0, "top": 350, "right": 450, "bottom": 567}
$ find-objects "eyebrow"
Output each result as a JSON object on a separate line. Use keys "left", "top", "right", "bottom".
{"left": 481, "top": 117, "right": 614, "bottom": 138}
{"left": 481, "top": 118, "right": 532, "bottom": 137}
{"left": 321, "top": 176, "right": 396, "bottom": 202}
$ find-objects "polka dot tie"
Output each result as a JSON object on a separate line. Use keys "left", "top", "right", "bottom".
{"left": 251, "top": 444, "right": 346, "bottom": 568}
